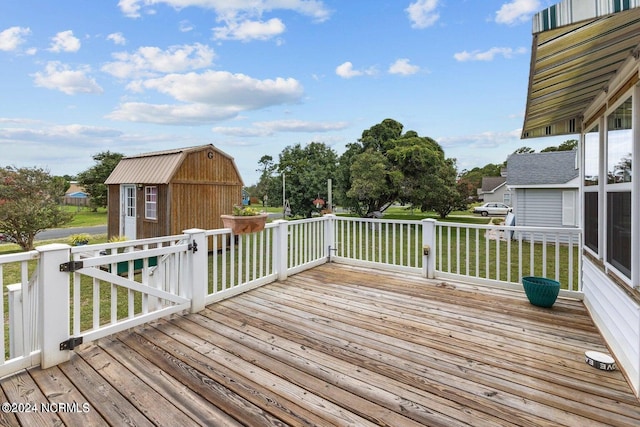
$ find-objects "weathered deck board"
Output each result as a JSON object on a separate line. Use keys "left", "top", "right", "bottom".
{"left": 1, "top": 263, "right": 639, "bottom": 426}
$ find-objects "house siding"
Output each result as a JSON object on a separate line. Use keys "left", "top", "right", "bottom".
{"left": 514, "top": 188, "right": 563, "bottom": 227}
{"left": 482, "top": 186, "right": 510, "bottom": 204}
{"left": 583, "top": 259, "right": 640, "bottom": 394}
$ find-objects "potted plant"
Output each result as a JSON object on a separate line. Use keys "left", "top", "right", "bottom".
{"left": 69, "top": 233, "right": 90, "bottom": 246}
{"left": 221, "top": 205, "right": 268, "bottom": 234}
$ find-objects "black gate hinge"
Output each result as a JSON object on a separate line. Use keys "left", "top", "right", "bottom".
{"left": 60, "top": 337, "right": 83, "bottom": 351}
{"left": 188, "top": 241, "right": 198, "bottom": 253}
{"left": 59, "top": 261, "right": 84, "bottom": 272}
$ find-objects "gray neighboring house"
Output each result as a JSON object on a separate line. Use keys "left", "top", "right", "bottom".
{"left": 477, "top": 176, "right": 510, "bottom": 205}
{"left": 506, "top": 151, "right": 579, "bottom": 228}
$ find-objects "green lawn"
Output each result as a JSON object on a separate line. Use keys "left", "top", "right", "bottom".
{"left": 62, "top": 205, "right": 108, "bottom": 227}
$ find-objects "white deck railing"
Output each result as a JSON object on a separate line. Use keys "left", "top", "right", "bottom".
{"left": 0, "top": 214, "right": 583, "bottom": 377}
{"left": 435, "top": 222, "right": 582, "bottom": 294}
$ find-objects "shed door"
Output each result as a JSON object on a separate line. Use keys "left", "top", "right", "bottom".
{"left": 121, "top": 185, "right": 137, "bottom": 240}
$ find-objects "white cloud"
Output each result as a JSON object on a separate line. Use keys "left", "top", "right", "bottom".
{"left": 102, "top": 43, "right": 215, "bottom": 79}
{"left": 406, "top": 0, "right": 440, "bottom": 29}
{"left": 107, "top": 32, "right": 126, "bottom": 45}
{"left": 388, "top": 58, "right": 420, "bottom": 75}
{"left": 213, "top": 18, "right": 285, "bottom": 41}
{"left": 118, "top": 0, "right": 331, "bottom": 22}
{"left": 495, "top": 0, "right": 540, "bottom": 25}
{"left": 139, "top": 70, "right": 303, "bottom": 107}
{"left": 108, "top": 70, "right": 304, "bottom": 124}
{"left": 0, "top": 26, "right": 31, "bottom": 51}
{"left": 32, "top": 61, "right": 103, "bottom": 95}
{"left": 48, "top": 30, "right": 81, "bottom": 53}
{"left": 106, "top": 102, "right": 242, "bottom": 124}
{"left": 453, "top": 47, "right": 527, "bottom": 62}
{"left": 335, "top": 61, "right": 377, "bottom": 79}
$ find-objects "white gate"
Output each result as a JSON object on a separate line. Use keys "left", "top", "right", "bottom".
{"left": 66, "top": 238, "right": 191, "bottom": 346}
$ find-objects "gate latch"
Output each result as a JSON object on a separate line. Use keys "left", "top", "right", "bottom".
{"left": 59, "top": 261, "right": 84, "bottom": 272}
{"left": 60, "top": 337, "right": 83, "bottom": 351}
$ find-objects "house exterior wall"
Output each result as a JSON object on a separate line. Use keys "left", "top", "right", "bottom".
{"left": 482, "top": 186, "right": 510, "bottom": 205}
{"left": 583, "top": 259, "right": 640, "bottom": 394}
{"left": 513, "top": 188, "right": 564, "bottom": 227}
{"left": 578, "top": 62, "right": 640, "bottom": 397}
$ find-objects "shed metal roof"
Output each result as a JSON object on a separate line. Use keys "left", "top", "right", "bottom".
{"left": 522, "top": 2, "right": 640, "bottom": 139}
{"left": 105, "top": 144, "right": 237, "bottom": 185}
{"left": 506, "top": 150, "right": 578, "bottom": 186}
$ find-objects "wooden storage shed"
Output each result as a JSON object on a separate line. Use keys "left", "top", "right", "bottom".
{"left": 105, "top": 144, "right": 243, "bottom": 240}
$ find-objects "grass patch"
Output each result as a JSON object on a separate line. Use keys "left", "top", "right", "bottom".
{"left": 62, "top": 206, "right": 108, "bottom": 228}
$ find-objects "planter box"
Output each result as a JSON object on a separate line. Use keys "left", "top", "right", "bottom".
{"left": 221, "top": 214, "right": 268, "bottom": 234}
{"left": 522, "top": 276, "right": 560, "bottom": 308}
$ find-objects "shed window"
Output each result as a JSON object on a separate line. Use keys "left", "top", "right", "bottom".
{"left": 145, "top": 186, "right": 157, "bottom": 220}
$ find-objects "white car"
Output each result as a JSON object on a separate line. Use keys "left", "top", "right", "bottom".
{"left": 473, "top": 202, "right": 512, "bottom": 216}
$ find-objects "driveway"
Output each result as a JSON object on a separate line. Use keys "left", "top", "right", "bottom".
{"left": 35, "top": 225, "right": 107, "bottom": 241}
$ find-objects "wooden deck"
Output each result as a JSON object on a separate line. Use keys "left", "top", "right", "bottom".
{"left": 1, "top": 263, "right": 639, "bottom": 426}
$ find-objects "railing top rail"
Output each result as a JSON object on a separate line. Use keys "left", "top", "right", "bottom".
{"left": 0, "top": 249, "right": 39, "bottom": 264}
{"left": 205, "top": 224, "right": 278, "bottom": 237}
{"left": 334, "top": 216, "right": 423, "bottom": 225}
{"left": 436, "top": 221, "right": 582, "bottom": 234}
{"left": 288, "top": 216, "right": 326, "bottom": 225}
{"left": 70, "top": 234, "right": 189, "bottom": 254}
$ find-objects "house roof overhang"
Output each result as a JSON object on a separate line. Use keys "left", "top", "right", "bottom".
{"left": 522, "top": 2, "right": 640, "bottom": 139}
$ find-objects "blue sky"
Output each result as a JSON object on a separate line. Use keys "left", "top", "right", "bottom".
{"left": 0, "top": 0, "right": 567, "bottom": 184}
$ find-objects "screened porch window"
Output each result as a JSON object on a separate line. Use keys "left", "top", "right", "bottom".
{"left": 605, "top": 96, "right": 632, "bottom": 279}
{"left": 584, "top": 125, "right": 599, "bottom": 252}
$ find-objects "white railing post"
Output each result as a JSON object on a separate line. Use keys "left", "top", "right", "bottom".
{"left": 37, "top": 243, "right": 71, "bottom": 369}
{"left": 7, "top": 284, "right": 23, "bottom": 359}
{"left": 422, "top": 219, "right": 437, "bottom": 278}
{"left": 184, "top": 229, "right": 208, "bottom": 313}
{"left": 273, "top": 220, "right": 289, "bottom": 281}
{"left": 324, "top": 214, "right": 336, "bottom": 261}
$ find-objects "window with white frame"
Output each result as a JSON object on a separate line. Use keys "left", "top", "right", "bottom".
{"left": 605, "top": 96, "right": 632, "bottom": 279}
{"left": 562, "top": 190, "right": 576, "bottom": 226}
{"left": 145, "top": 186, "right": 157, "bottom": 220}
{"left": 584, "top": 125, "right": 599, "bottom": 252}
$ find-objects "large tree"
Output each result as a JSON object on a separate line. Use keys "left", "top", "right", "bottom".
{"left": 278, "top": 142, "right": 337, "bottom": 217}
{"left": 77, "top": 151, "right": 124, "bottom": 211}
{"left": 337, "top": 118, "right": 462, "bottom": 217}
{"left": 0, "top": 166, "right": 73, "bottom": 250}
